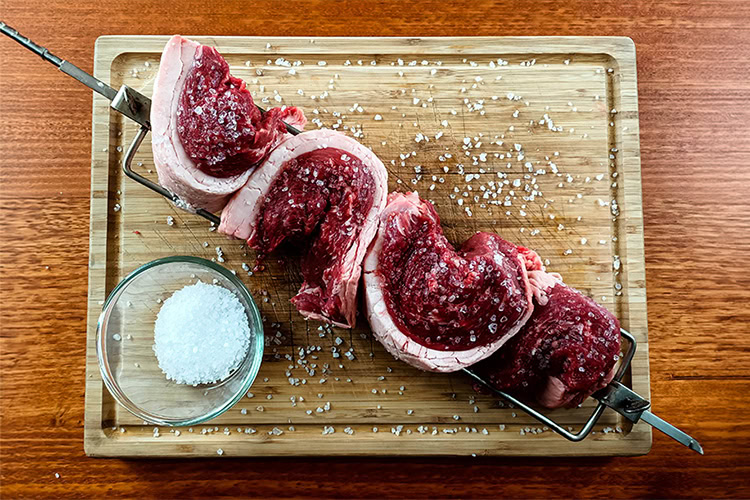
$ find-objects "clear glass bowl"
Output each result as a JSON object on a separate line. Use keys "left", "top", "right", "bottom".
{"left": 96, "top": 256, "right": 264, "bottom": 426}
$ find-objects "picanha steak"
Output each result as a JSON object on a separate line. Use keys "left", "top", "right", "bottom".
{"left": 363, "top": 192, "right": 543, "bottom": 372}
{"left": 151, "top": 35, "right": 306, "bottom": 212}
{"left": 476, "top": 271, "right": 621, "bottom": 409}
{"left": 220, "top": 129, "right": 388, "bottom": 328}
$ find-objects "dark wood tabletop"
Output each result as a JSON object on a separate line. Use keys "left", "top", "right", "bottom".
{"left": 1, "top": 1, "right": 749, "bottom": 498}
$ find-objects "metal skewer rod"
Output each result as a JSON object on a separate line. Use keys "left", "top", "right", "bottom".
{"left": 640, "top": 410, "right": 704, "bottom": 454}
{"left": 1, "top": 22, "right": 113, "bottom": 98}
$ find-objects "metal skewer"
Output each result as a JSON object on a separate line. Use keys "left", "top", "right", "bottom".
{"left": 1, "top": 21, "right": 703, "bottom": 454}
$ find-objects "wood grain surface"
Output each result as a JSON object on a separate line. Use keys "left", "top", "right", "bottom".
{"left": 0, "top": 0, "right": 748, "bottom": 497}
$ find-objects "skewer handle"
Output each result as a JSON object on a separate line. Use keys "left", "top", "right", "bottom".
{"left": 0, "top": 21, "right": 63, "bottom": 66}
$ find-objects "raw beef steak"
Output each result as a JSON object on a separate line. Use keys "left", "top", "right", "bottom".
{"left": 151, "top": 35, "right": 305, "bottom": 212}
{"left": 363, "top": 192, "right": 544, "bottom": 372}
{"left": 220, "top": 130, "right": 388, "bottom": 328}
{"left": 477, "top": 271, "right": 621, "bottom": 409}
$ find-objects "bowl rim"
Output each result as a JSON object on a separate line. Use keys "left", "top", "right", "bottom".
{"left": 96, "top": 255, "right": 264, "bottom": 427}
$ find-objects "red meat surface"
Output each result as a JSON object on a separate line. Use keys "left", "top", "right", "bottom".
{"left": 151, "top": 35, "right": 305, "bottom": 212}
{"left": 177, "top": 46, "right": 292, "bottom": 178}
{"left": 220, "top": 130, "right": 388, "bottom": 328}
{"left": 477, "top": 274, "right": 621, "bottom": 408}
{"left": 363, "top": 192, "right": 541, "bottom": 372}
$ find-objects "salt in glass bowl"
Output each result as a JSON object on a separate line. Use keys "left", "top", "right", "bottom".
{"left": 96, "top": 256, "right": 264, "bottom": 426}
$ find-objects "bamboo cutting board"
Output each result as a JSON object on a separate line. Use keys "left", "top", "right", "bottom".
{"left": 84, "top": 36, "right": 650, "bottom": 457}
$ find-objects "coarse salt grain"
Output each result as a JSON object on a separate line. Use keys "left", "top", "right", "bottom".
{"left": 153, "top": 281, "right": 252, "bottom": 386}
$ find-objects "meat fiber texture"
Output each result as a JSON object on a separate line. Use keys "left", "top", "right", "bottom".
{"left": 363, "top": 192, "right": 544, "bottom": 373}
{"left": 150, "top": 35, "right": 306, "bottom": 213}
{"left": 477, "top": 271, "right": 621, "bottom": 409}
{"left": 220, "top": 129, "right": 388, "bottom": 328}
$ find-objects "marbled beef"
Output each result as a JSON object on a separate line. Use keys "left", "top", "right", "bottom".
{"left": 476, "top": 271, "right": 621, "bottom": 409}
{"left": 363, "top": 192, "right": 544, "bottom": 372}
{"left": 220, "top": 130, "right": 388, "bottom": 328}
{"left": 151, "top": 35, "right": 305, "bottom": 212}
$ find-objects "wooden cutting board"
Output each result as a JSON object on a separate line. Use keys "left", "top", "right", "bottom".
{"left": 84, "top": 36, "right": 650, "bottom": 457}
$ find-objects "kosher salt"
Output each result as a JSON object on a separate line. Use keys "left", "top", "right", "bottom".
{"left": 153, "top": 281, "right": 251, "bottom": 386}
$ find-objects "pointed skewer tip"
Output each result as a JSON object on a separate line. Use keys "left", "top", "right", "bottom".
{"left": 689, "top": 439, "right": 704, "bottom": 455}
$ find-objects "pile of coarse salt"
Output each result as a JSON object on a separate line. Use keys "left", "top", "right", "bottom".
{"left": 153, "top": 281, "right": 252, "bottom": 386}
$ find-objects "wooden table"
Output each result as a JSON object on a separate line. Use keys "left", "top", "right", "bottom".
{"left": 1, "top": 1, "right": 748, "bottom": 497}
